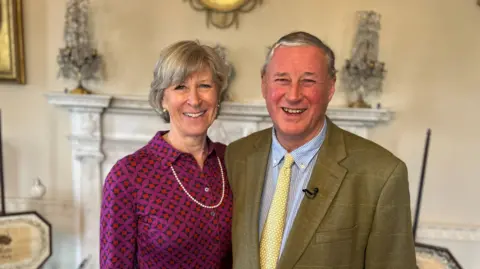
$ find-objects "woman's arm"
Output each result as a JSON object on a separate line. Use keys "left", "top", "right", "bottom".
{"left": 100, "top": 160, "right": 137, "bottom": 269}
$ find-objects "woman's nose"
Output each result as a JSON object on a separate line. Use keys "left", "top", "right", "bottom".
{"left": 187, "top": 89, "right": 201, "bottom": 107}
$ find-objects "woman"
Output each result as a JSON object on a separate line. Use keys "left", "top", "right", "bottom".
{"left": 100, "top": 40, "right": 233, "bottom": 269}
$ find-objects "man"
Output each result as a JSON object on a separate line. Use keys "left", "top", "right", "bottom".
{"left": 225, "top": 31, "right": 417, "bottom": 269}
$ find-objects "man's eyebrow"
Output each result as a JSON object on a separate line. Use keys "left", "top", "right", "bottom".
{"left": 273, "top": 72, "right": 289, "bottom": 77}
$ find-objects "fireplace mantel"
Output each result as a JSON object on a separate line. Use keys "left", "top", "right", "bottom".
{"left": 46, "top": 92, "right": 394, "bottom": 141}
{"left": 45, "top": 92, "right": 394, "bottom": 268}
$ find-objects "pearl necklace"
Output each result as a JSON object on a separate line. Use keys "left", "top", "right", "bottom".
{"left": 169, "top": 156, "right": 225, "bottom": 209}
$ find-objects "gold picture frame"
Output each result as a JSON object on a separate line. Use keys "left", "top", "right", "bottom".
{"left": 0, "top": 0, "right": 25, "bottom": 84}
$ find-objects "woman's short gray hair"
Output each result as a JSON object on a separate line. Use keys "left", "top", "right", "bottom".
{"left": 149, "top": 40, "right": 231, "bottom": 122}
{"left": 261, "top": 31, "right": 337, "bottom": 79}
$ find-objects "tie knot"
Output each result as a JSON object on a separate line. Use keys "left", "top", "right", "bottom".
{"left": 283, "top": 153, "right": 294, "bottom": 167}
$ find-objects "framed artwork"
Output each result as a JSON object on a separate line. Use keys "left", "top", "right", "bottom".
{"left": 0, "top": 0, "right": 25, "bottom": 84}
{"left": 416, "top": 242, "right": 463, "bottom": 269}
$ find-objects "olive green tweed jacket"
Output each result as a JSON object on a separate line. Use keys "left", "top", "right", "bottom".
{"left": 225, "top": 118, "right": 417, "bottom": 269}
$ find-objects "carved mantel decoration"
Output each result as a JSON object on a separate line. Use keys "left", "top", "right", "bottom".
{"left": 185, "top": 0, "right": 262, "bottom": 29}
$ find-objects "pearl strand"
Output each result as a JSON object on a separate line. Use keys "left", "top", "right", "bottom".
{"left": 169, "top": 156, "right": 225, "bottom": 209}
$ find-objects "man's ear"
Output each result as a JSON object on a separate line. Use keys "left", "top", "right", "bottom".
{"left": 327, "top": 78, "right": 336, "bottom": 101}
{"left": 261, "top": 75, "right": 267, "bottom": 99}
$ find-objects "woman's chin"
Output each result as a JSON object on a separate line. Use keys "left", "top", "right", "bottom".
{"left": 179, "top": 127, "right": 210, "bottom": 138}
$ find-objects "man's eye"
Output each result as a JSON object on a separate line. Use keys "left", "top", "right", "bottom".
{"left": 274, "top": 78, "right": 289, "bottom": 83}
{"left": 302, "top": 79, "right": 316, "bottom": 84}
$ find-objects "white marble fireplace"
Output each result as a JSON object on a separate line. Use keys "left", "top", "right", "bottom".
{"left": 44, "top": 92, "right": 480, "bottom": 269}
{"left": 44, "top": 92, "right": 393, "bottom": 267}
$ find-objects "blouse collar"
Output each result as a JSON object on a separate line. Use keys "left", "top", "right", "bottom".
{"left": 147, "top": 131, "right": 218, "bottom": 169}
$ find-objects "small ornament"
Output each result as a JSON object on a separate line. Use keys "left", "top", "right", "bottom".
{"left": 30, "top": 177, "right": 47, "bottom": 199}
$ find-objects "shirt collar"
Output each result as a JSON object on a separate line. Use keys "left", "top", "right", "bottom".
{"left": 271, "top": 118, "right": 328, "bottom": 169}
{"left": 148, "top": 131, "right": 218, "bottom": 169}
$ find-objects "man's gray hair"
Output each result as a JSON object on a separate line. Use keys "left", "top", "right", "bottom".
{"left": 261, "top": 31, "right": 337, "bottom": 79}
{"left": 149, "top": 40, "right": 230, "bottom": 122}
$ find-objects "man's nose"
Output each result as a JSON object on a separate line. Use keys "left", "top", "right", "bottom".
{"left": 285, "top": 83, "right": 302, "bottom": 102}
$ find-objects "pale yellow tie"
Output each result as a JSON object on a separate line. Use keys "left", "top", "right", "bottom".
{"left": 260, "top": 153, "right": 295, "bottom": 269}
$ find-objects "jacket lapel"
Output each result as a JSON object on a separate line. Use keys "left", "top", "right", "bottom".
{"left": 243, "top": 129, "right": 272, "bottom": 269}
{"left": 278, "top": 120, "right": 348, "bottom": 269}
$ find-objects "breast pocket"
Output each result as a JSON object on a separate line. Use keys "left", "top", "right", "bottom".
{"left": 314, "top": 224, "right": 357, "bottom": 244}
{"left": 296, "top": 225, "right": 357, "bottom": 268}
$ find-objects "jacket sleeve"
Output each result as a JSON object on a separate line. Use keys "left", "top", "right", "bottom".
{"left": 365, "top": 161, "right": 417, "bottom": 269}
{"left": 100, "top": 160, "right": 137, "bottom": 268}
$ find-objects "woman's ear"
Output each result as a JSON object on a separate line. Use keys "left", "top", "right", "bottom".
{"left": 161, "top": 94, "right": 167, "bottom": 111}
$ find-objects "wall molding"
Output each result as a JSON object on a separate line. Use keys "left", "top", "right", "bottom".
{"left": 416, "top": 222, "right": 480, "bottom": 242}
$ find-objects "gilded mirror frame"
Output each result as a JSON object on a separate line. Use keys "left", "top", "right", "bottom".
{"left": 0, "top": 0, "right": 25, "bottom": 84}
{"left": 185, "top": 0, "right": 262, "bottom": 29}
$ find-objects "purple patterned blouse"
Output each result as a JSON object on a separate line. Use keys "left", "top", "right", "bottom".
{"left": 100, "top": 131, "right": 233, "bottom": 269}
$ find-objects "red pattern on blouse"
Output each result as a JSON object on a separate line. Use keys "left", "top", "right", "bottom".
{"left": 100, "top": 131, "right": 233, "bottom": 269}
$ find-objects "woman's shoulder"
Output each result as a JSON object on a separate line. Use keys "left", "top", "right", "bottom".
{"left": 109, "top": 145, "right": 152, "bottom": 174}
{"left": 212, "top": 141, "right": 227, "bottom": 158}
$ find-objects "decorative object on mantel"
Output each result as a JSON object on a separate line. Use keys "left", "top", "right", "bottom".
{"left": 340, "top": 11, "right": 386, "bottom": 108}
{"left": 0, "top": 111, "right": 53, "bottom": 268}
{"left": 413, "top": 129, "right": 463, "bottom": 269}
{"left": 29, "top": 177, "right": 47, "bottom": 199}
{"left": 0, "top": 0, "right": 26, "bottom": 84}
{"left": 57, "top": 0, "right": 102, "bottom": 95}
{"left": 213, "top": 43, "right": 235, "bottom": 101}
{"left": 184, "top": 0, "right": 262, "bottom": 29}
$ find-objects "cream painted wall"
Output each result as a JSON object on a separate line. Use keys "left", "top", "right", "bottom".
{"left": 0, "top": 0, "right": 479, "bottom": 265}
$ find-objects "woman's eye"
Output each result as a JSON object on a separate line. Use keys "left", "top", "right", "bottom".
{"left": 174, "top": 85, "right": 186, "bottom": 90}
{"left": 199, "top": 84, "right": 212, "bottom": 88}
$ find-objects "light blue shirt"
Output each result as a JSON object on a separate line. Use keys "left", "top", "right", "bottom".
{"left": 259, "top": 118, "right": 327, "bottom": 255}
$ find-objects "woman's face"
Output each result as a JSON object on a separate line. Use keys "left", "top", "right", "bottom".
{"left": 162, "top": 69, "right": 219, "bottom": 139}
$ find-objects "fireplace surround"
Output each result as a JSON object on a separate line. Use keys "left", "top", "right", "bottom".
{"left": 43, "top": 92, "right": 479, "bottom": 269}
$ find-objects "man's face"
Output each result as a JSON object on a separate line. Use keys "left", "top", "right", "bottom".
{"left": 262, "top": 45, "right": 336, "bottom": 149}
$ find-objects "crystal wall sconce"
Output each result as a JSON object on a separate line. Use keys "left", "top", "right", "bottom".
{"left": 341, "top": 11, "right": 386, "bottom": 108}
